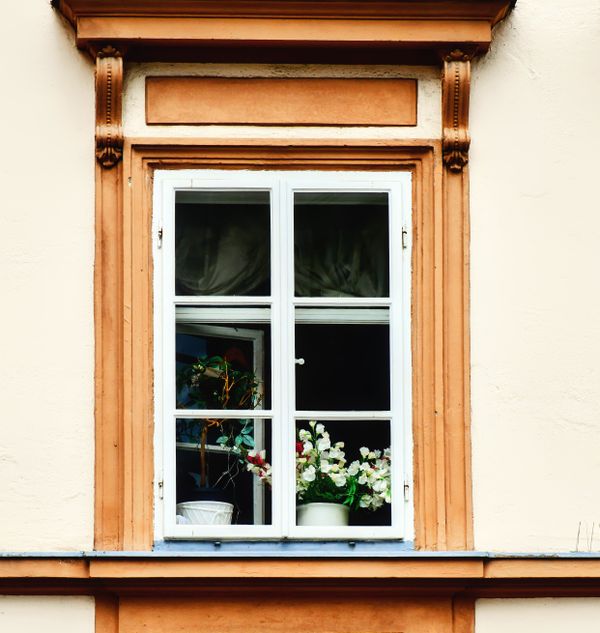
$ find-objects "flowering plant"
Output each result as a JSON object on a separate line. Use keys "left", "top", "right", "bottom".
{"left": 296, "top": 421, "right": 391, "bottom": 511}
{"left": 178, "top": 418, "right": 391, "bottom": 509}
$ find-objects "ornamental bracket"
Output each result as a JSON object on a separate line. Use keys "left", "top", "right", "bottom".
{"left": 94, "top": 45, "right": 123, "bottom": 169}
{"left": 442, "top": 49, "right": 472, "bottom": 173}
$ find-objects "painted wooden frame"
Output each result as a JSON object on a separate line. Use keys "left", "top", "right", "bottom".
{"left": 93, "top": 138, "right": 472, "bottom": 551}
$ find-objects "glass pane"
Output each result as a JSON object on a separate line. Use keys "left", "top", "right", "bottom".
{"left": 176, "top": 321, "right": 271, "bottom": 410}
{"left": 295, "top": 420, "right": 391, "bottom": 527}
{"left": 294, "top": 191, "right": 389, "bottom": 298}
{"left": 175, "top": 190, "right": 270, "bottom": 296}
{"left": 295, "top": 320, "right": 390, "bottom": 411}
{"left": 176, "top": 418, "right": 272, "bottom": 526}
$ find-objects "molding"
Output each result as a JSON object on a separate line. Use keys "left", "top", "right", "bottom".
{"left": 52, "top": 1, "right": 515, "bottom": 64}
{"left": 442, "top": 49, "right": 472, "bottom": 173}
{"left": 4, "top": 557, "right": 600, "bottom": 600}
{"left": 95, "top": 46, "right": 123, "bottom": 168}
{"left": 145, "top": 77, "right": 417, "bottom": 126}
{"left": 90, "top": 139, "right": 474, "bottom": 550}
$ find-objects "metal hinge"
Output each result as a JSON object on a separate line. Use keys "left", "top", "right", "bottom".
{"left": 402, "top": 227, "right": 408, "bottom": 250}
{"left": 157, "top": 227, "right": 163, "bottom": 249}
{"left": 158, "top": 480, "right": 164, "bottom": 499}
{"left": 403, "top": 481, "right": 410, "bottom": 502}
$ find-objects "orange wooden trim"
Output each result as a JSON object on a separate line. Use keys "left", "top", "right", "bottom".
{"left": 145, "top": 77, "right": 417, "bottom": 127}
{"left": 452, "top": 596, "right": 475, "bottom": 633}
{"left": 89, "top": 558, "right": 483, "bottom": 579}
{"left": 6, "top": 557, "right": 600, "bottom": 583}
{"left": 54, "top": 1, "right": 516, "bottom": 24}
{"left": 485, "top": 559, "right": 600, "bottom": 579}
{"left": 0, "top": 559, "right": 89, "bottom": 579}
{"left": 96, "top": 593, "right": 119, "bottom": 633}
{"left": 117, "top": 593, "right": 459, "bottom": 633}
{"left": 442, "top": 50, "right": 471, "bottom": 172}
{"left": 91, "top": 139, "right": 474, "bottom": 550}
{"left": 77, "top": 16, "right": 491, "bottom": 46}
{"left": 52, "top": 1, "right": 514, "bottom": 63}
{"left": 95, "top": 47, "right": 123, "bottom": 168}
{"left": 108, "top": 140, "right": 473, "bottom": 550}
{"left": 95, "top": 160, "right": 125, "bottom": 550}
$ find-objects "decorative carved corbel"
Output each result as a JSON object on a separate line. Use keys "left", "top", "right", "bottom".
{"left": 95, "top": 46, "right": 123, "bottom": 168}
{"left": 442, "top": 49, "right": 472, "bottom": 172}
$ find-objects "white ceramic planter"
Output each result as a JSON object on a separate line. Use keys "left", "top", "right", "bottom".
{"left": 176, "top": 500, "right": 234, "bottom": 525}
{"left": 296, "top": 502, "right": 350, "bottom": 526}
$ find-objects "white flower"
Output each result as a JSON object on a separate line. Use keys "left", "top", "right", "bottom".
{"left": 359, "top": 446, "right": 370, "bottom": 458}
{"left": 302, "top": 440, "right": 314, "bottom": 455}
{"left": 315, "top": 423, "right": 325, "bottom": 434}
{"left": 330, "top": 472, "right": 347, "bottom": 487}
{"left": 347, "top": 460, "right": 360, "bottom": 476}
{"left": 359, "top": 494, "right": 372, "bottom": 508}
{"left": 298, "top": 429, "right": 311, "bottom": 441}
{"left": 320, "top": 459, "right": 332, "bottom": 473}
{"left": 302, "top": 465, "right": 316, "bottom": 482}
{"left": 309, "top": 420, "right": 316, "bottom": 428}
{"left": 316, "top": 435, "right": 331, "bottom": 452}
{"left": 328, "top": 446, "right": 345, "bottom": 461}
{"left": 373, "top": 479, "right": 388, "bottom": 493}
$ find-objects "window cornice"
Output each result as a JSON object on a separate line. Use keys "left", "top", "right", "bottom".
{"left": 52, "top": 0, "right": 515, "bottom": 65}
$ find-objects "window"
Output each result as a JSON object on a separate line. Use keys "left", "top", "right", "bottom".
{"left": 154, "top": 170, "right": 412, "bottom": 540}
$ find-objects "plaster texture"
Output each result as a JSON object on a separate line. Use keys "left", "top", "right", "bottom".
{"left": 470, "top": 0, "right": 600, "bottom": 551}
{"left": 476, "top": 598, "right": 600, "bottom": 632}
{"left": 0, "top": 596, "right": 94, "bottom": 633}
{"left": 123, "top": 63, "right": 441, "bottom": 139}
{"left": 0, "top": 2, "right": 95, "bottom": 550}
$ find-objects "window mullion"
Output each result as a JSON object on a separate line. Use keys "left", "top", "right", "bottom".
{"left": 279, "top": 176, "right": 296, "bottom": 538}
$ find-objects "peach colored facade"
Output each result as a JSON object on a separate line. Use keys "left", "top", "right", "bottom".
{"left": 1, "top": 0, "right": 600, "bottom": 630}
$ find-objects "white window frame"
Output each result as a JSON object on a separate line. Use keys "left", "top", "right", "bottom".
{"left": 153, "top": 169, "right": 413, "bottom": 541}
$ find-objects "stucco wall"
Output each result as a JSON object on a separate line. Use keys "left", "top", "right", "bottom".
{"left": 0, "top": 3, "right": 95, "bottom": 550}
{"left": 470, "top": 0, "right": 600, "bottom": 551}
{"left": 0, "top": 596, "right": 94, "bottom": 633}
{"left": 476, "top": 598, "right": 600, "bottom": 632}
{"left": 2, "top": 0, "right": 599, "bottom": 555}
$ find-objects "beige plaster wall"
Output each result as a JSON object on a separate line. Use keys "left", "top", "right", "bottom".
{"left": 470, "top": 0, "right": 600, "bottom": 551}
{"left": 476, "top": 598, "right": 600, "bottom": 633}
{"left": 0, "top": 3, "right": 95, "bottom": 550}
{"left": 123, "top": 63, "right": 441, "bottom": 139}
{"left": 0, "top": 596, "right": 94, "bottom": 633}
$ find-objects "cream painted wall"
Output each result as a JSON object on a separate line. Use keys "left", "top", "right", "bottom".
{"left": 0, "top": 3, "right": 95, "bottom": 549}
{"left": 123, "top": 63, "right": 441, "bottom": 140}
{"left": 476, "top": 598, "right": 600, "bottom": 632}
{"left": 470, "top": 0, "right": 600, "bottom": 551}
{"left": 0, "top": 596, "right": 94, "bottom": 633}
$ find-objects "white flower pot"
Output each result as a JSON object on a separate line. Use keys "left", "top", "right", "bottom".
{"left": 296, "top": 502, "right": 350, "bottom": 526}
{"left": 176, "top": 500, "right": 234, "bottom": 525}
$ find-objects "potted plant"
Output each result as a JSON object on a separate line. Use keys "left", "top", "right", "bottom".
{"left": 295, "top": 421, "right": 391, "bottom": 526}
{"left": 175, "top": 355, "right": 266, "bottom": 524}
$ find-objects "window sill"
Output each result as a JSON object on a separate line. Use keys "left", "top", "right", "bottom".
{"left": 152, "top": 539, "right": 415, "bottom": 557}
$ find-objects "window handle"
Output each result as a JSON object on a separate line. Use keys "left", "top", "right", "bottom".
{"left": 295, "top": 358, "right": 305, "bottom": 366}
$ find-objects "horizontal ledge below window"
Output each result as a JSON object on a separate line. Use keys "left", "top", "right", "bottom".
{"left": 154, "top": 539, "right": 414, "bottom": 557}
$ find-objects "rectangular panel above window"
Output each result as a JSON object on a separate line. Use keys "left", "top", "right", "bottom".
{"left": 146, "top": 77, "right": 417, "bottom": 126}
{"left": 154, "top": 170, "right": 412, "bottom": 540}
